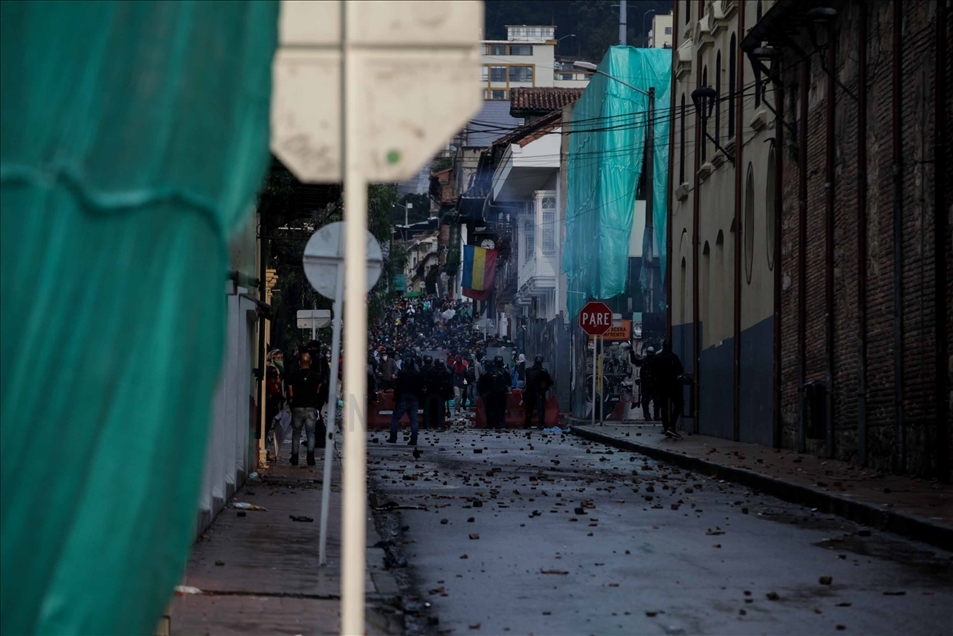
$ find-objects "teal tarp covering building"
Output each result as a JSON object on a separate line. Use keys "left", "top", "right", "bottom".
{"left": 562, "top": 46, "right": 671, "bottom": 319}
{"left": 0, "top": 2, "right": 277, "bottom": 633}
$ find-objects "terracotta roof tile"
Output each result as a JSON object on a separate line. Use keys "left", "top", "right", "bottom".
{"left": 510, "top": 87, "right": 585, "bottom": 116}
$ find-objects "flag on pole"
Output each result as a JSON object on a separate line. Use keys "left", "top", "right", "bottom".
{"left": 461, "top": 245, "right": 497, "bottom": 301}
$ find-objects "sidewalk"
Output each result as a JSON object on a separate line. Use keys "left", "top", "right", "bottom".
{"left": 566, "top": 419, "right": 953, "bottom": 551}
{"left": 168, "top": 445, "right": 402, "bottom": 635}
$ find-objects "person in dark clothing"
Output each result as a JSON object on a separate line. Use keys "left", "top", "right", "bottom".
{"left": 478, "top": 356, "right": 510, "bottom": 429}
{"left": 523, "top": 355, "right": 553, "bottom": 429}
{"left": 378, "top": 350, "right": 397, "bottom": 391}
{"left": 388, "top": 355, "right": 423, "bottom": 445}
{"left": 653, "top": 340, "right": 685, "bottom": 436}
{"left": 432, "top": 359, "right": 454, "bottom": 428}
{"left": 287, "top": 353, "right": 322, "bottom": 466}
{"left": 420, "top": 355, "right": 443, "bottom": 430}
{"left": 631, "top": 346, "right": 660, "bottom": 421}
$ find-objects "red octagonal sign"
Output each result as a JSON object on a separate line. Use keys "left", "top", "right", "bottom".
{"left": 579, "top": 301, "right": 613, "bottom": 335}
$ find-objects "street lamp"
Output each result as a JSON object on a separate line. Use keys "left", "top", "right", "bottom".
{"left": 642, "top": 9, "right": 656, "bottom": 48}
{"left": 690, "top": 86, "right": 736, "bottom": 164}
{"left": 556, "top": 33, "right": 576, "bottom": 56}
{"left": 574, "top": 60, "right": 658, "bottom": 309}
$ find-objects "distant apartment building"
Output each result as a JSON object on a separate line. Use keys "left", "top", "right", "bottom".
{"left": 466, "top": 25, "right": 590, "bottom": 147}
{"left": 648, "top": 11, "right": 674, "bottom": 48}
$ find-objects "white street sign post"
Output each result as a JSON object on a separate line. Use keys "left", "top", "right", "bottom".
{"left": 272, "top": 3, "right": 481, "bottom": 633}
{"left": 302, "top": 222, "right": 382, "bottom": 570}
{"left": 297, "top": 309, "right": 332, "bottom": 339}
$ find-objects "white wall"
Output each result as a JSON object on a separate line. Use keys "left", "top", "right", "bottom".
{"left": 199, "top": 284, "right": 257, "bottom": 531}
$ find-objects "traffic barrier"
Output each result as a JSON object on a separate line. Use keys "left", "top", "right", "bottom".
{"left": 369, "top": 390, "right": 424, "bottom": 430}
{"left": 544, "top": 395, "right": 562, "bottom": 427}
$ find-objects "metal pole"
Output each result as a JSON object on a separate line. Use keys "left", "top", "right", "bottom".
{"left": 342, "top": 2, "right": 366, "bottom": 632}
{"left": 619, "top": 0, "right": 627, "bottom": 45}
{"left": 591, "top": 333, "right": 597, "bottom": 426}
{"left": 318, "top": 267, "right": 344, "bottom": 566}
{"left": 599, "top": 335, "right": 605, "bottom": 424}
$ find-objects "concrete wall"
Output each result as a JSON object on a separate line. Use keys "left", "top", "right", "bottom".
{"left": 669, "top": 0, "right": 777, "bottom": 444}
{"left": 198, "top": 285, "right": 258, "bottom": 535}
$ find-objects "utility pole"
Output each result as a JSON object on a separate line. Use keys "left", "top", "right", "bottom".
{"left": 619, "top": 0, "right": 627, "bottom": 45}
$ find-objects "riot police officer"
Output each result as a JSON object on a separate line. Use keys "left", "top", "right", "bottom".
{"left": 478, "top": 355, "right": 510, "bottom": 429}
{"left": 523, "top": 355, "right": 553, "bottom": 429}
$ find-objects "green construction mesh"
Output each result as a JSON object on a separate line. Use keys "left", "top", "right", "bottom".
{"left": 0, "top": 2, "right": 277, "bottom": 633}
{"left": 563, "top": 46, "right": 671, "bottom": 318}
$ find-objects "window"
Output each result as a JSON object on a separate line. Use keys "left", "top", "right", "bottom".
{"left": 728, "top": 35, "right": 736, "bottom": 139}
{"left": 679, "top": 93, "right": 686, "bottom": 184}
{"left": 541, "top": 196, "right": 556, "bottom": 256}
{"left": 489, "top": 66, "right": 506, "bottom": 82}
{"left": 509, "top": 66, "right": 533, "bottom": 83}
{"left": 481, "top": 66, "right": 488, "bottom": 82}
{"left": 490, "top": 44, "right": 507, "bottom": 56}
{"left": 485, "top": 89, "right": 507, "bottom": 100}
{"left": 702, "top": 66, "right": 708, "bottom": 162}
{"left": 665, "top": 26, "right": 673, "bottom": 35}
{"left": 524, "top": 219, "right": 536, "bottom": 262}
{"left": 509, "top": 44, "right": 533, "bottom": 56}
{"left": 560, "top": 73, "right": 574, "bottom": 80}
{"left": 715, "top": 51, "right": 722, "bottom": 147}
{"left": 766, "top": 143, "right": 776, "bottom": 269}
{"left": 744, "top": 162, "right": 754, "bottom": 283}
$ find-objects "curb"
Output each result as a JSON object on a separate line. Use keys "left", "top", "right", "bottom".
{"left": 568, "top": 424, "right": 953, "bottom": 552}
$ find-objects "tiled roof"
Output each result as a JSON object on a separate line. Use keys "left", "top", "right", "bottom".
{"left": 510, "top": 87, "right": 585, "bottom": 116}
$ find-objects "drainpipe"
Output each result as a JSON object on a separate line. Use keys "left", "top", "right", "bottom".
{"left": 692, "top": 50, "right": 703, "bottom": 434}
{"left": 856, "top": 3, "right": 868, "bottom": 465}
{"left": 733, "top": 5, "right": 745, "bottom": 442}
{"left": 773, "top": 83, "right": 784, "bottom": 449}
{"left": 935, "top": 0, "right": 950, "bottom": 482}
{"left": 797, "top": 59, "right": 808, "bottom": 454}
{"left": 891, "top": 0, "right": 905, "bottom": 473}
{"left": 256, "top": 214, "right": 268, "bottom": 468}
{"left": 824, "top": 19, "right": 836, "bottom": 459}
{"left": 666, "top": 6, "right": 678, "bottom": 345}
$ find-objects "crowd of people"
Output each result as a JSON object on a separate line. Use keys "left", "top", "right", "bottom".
{"left": 263, "top": 292, "right": 684, "bottom": 457}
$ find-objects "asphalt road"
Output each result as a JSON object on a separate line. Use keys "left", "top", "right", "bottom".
{"left": 367, "top": 426, "right": 952, "bottom": 636}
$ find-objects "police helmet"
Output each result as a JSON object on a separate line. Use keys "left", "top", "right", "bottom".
{"left": 533, "top": 354, "right": 544, "bottom": 365}
{"left": 645, "top": 346, "right": 656, "bottom": 355}
{"left": 423, "top": 354, "right": 433, "bottom": 365}
{"left": 402, "top": 355, "right": 415, "bottom": 369}
{"left": 494, "top": 355, "right": 505, "bottom": 368}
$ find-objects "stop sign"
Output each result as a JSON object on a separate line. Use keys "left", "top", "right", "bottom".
{"left": 579, "top": 301, "right": 613, "bottom": 335}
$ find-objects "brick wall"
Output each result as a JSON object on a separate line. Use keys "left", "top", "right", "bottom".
{"left": 777, "top": 0, "right": 945, "bottom": 477}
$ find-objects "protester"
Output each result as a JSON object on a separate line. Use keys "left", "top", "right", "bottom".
{"left": 387, "top": 355, "right": 423, "bottom": 446}
{"left": 653, "top": 340, "right": 685, "bottom": 437}
{"left": 287, "top": 353, "right": 322, "bottom": 466}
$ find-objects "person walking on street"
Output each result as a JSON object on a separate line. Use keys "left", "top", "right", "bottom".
{"left": 387, "top": 355, "right": 423, "bottom": 446}
{"left": 378, "top": 349, "right": 397, "bottom": 391}
{"left": 631, "top": 345, "right": 660, "bottom": 421}
{"left": 287, "top": 353, "right": 322, "bottom": 466}
{"left": 420, "top": 354, "right": 437, "bottom": 430}
{"left": 515, "top": 354, "right": 527, "bottom": 390}
{"left": 434, "top": 359, "right": 454, "bottom": 428}
{"left": 523, "top": 355, "right": 553, "bottom": 429}
{"left": 451, "top": 354, "right": 468, "bottom": 415}
{"left": 478, "top": 355, "right": 510, "bottom": 429}
{"left": 653, "top": 340, "right": 685, "bottom": 437}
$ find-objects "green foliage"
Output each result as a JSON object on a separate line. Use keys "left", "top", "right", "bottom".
{"left": 388, "top": 192, "right": 431, "bottom": 226}
{"left": 431, "top": 156, "right": 452, "bottom": 172}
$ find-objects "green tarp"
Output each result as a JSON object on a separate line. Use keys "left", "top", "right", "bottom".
{"left": 0, "top": 2, "right": 277, "bottom": 633}
{"left": 563, "top": 46, "right": 671, "bottom": 318}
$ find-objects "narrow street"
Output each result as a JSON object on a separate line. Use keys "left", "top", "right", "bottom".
{"left": 368, "top": 427, "right": 952, "bottom": 636}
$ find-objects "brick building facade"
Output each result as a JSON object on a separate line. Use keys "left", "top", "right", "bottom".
{"left": 670, "top": 0, "right": 950, "bottom": 480}
{"left": 745, "top": 0, "right": 950, "bottom": 479}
